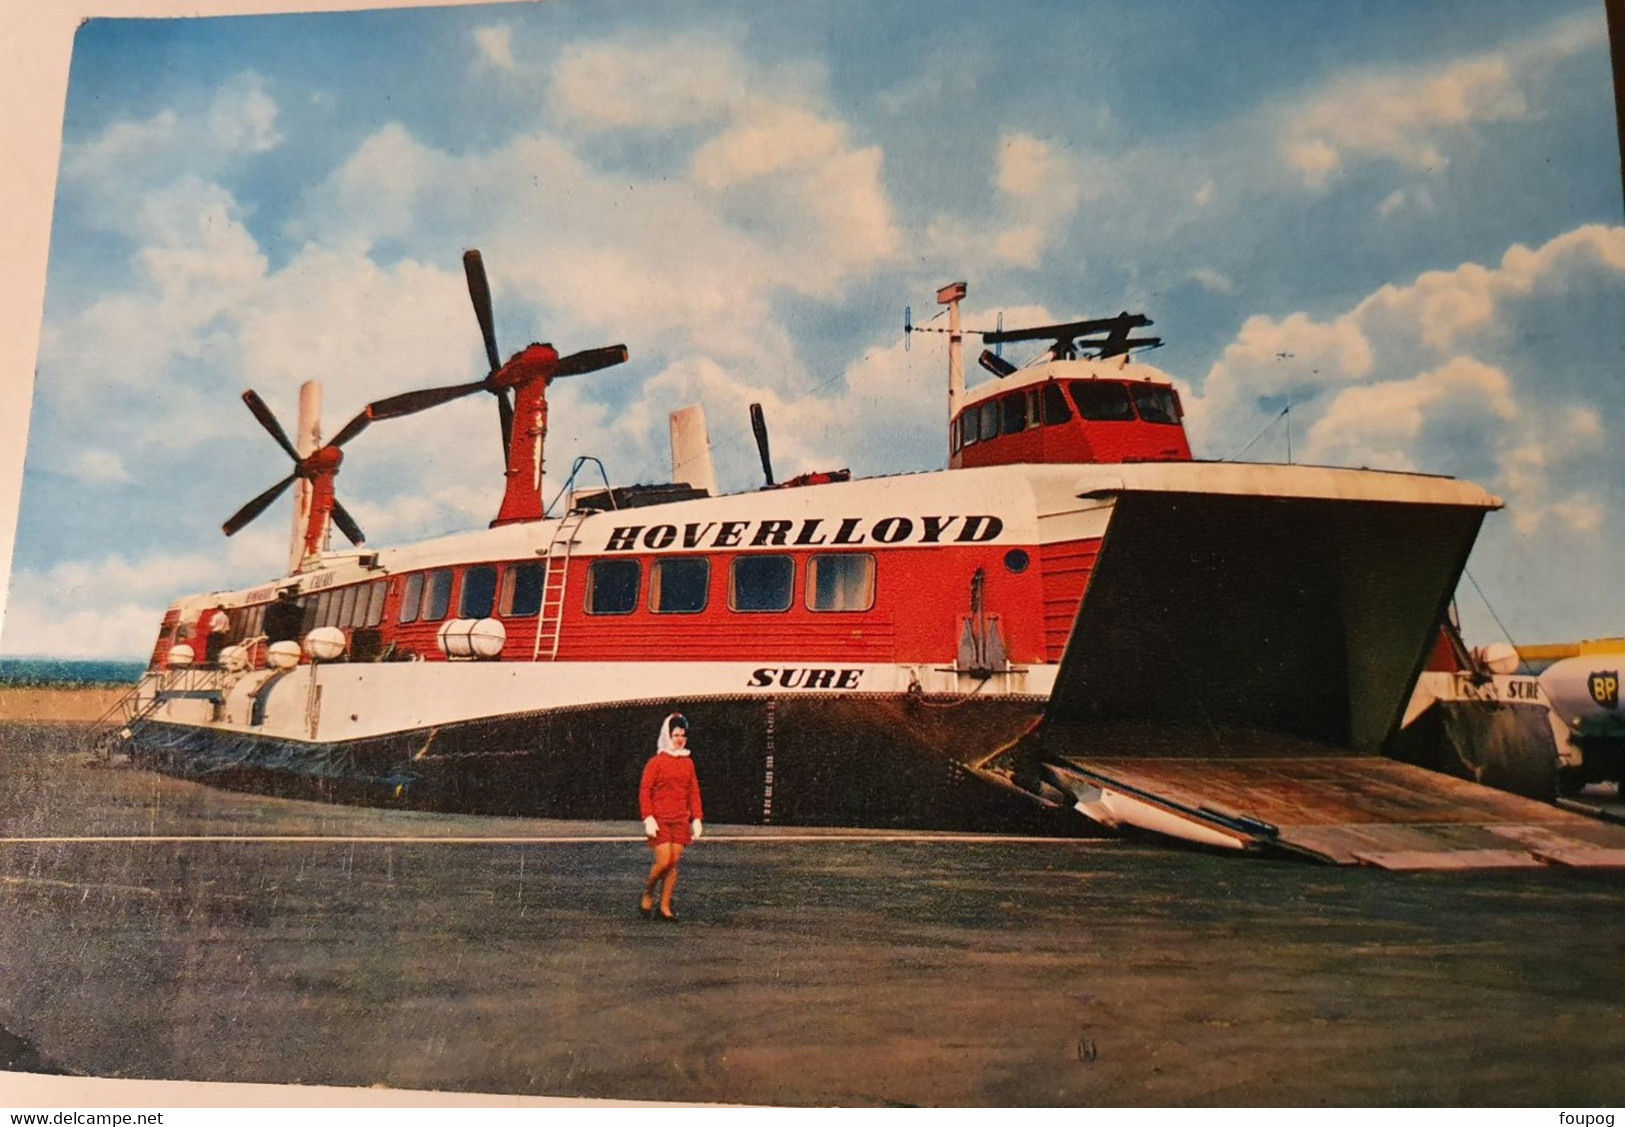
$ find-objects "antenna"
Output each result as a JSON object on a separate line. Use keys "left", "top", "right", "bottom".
{"left": 937, "top": 282, "right": 967, "bottom": 461}
{"left": 983, "top": 312, "right": 1160, "bottom": 360}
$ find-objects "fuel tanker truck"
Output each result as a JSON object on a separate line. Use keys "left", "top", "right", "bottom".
{"left": 1536, "top": 640, "right": 1625, "bottom": 795}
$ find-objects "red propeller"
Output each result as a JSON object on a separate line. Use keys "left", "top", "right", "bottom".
{"left": 222, "top": 387, "right": 428, "bottom": 545}
{"left": 379, "top": 250, "right": 629, "bottom": 461}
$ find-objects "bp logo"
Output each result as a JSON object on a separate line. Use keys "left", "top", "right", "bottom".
{"left": 1588, "top": 670, "right": 1619, "bottom": 709}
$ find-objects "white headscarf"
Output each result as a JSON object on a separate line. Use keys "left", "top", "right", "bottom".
{"left": 657, "top": 712, "right": 691, "bottom": 757}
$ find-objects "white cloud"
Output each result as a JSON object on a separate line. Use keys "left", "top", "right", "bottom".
{"left": 1285, "top": 57, "right": 1528, "bottom": 189}
{"left": 991, "top": 134, "right": 1082, "bottom": 268}
{"left": 71, "top": 451, "right": 131, "bottom": 484}
{"left": 1547, "top": 493, "right": 1604, "bottom": 534}
{"left": 473, "top": 25, "right": 515, "bottom": 70}
{"left": 41, "top": 176, "right": 268, "bottom": 398}
{"left": 60, "top": 71, "right": 283, "bottom": 216}
{"left": 548, "top": 36, "right": 749, "bottom": 130}
{"left": 692, "top": 106, "right": 845, "bottom": 188}
{"left": 1280, "top": 14, "right": 1600, "bottom": 190}
{"left": 1187, "top": 267, "right": 1233, "bottom": 294}
{"left": 1187, "top": 223, "right": 1625, "bottom": 539}
{"left": 930, "top": 133, "right": 1092, "bottom": 272}
{"left": 1302, "top": 356, "right": 1518, "bottom": 469}
{"left": 206, "top": 72, "right": 282, "bottom": 155}
{"left": 0, "top": 530, "right": 286, "bottom": 659}
{"left": 61, "top": 111, "right": 181, "bottom": 185}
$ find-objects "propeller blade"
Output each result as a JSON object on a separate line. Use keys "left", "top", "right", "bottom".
{"left": 463, "top": 249, "right": 502, "bottom": 373}
{"left": 329, "top": 497, "right": 366, "bottom": 547}
{"left": 749, "top": 402, "right": 775, "bottom": 487}
{"left": 327, "top": 412, "right": 372, "bottom": 450}
{"left": 554, "top": 344, "right": 629, "bottom": 378}
{"left": 497, "top": 389, "right": 514, "bottom": 455}
{"left": 242, "top": 390, "right": 301, "bottom": 462}
{"left": 222, "top": 472, "right": 296, "bottom": 537}
{"left": 348, "top": 381, "right": 489, "bottom": 438}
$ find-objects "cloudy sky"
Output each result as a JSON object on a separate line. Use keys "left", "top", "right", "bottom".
{"left": 1, "top": 0, "right": 1620, "bottom": 659}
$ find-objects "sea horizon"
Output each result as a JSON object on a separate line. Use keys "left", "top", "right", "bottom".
{"left": 0, "top": 656, "right": 145, "bottom": 687}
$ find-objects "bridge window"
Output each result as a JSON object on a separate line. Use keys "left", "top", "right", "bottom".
{"left": 1130, "top": 384, "right": 1182, "bottom": 425}
{"left": 460, "top": 565, "right": 497, "bottom": 618}
{"left": 1069, "top": 381, "right": 1136, "bottom": 421}
{"left": 586, "top": 559, "right": 640, "bottom": 615}
{"left": 500, "top": 564, "right": 545, "bottom": 618}
{"left": 650, "top": 557, "right": 709, "bottom": 614}
{"left": 1000, "top": 394, "right": 1027, "bottom": 435}
{"left": 807, "top": 553, "right": 875, "bottom": 612}
{"left": 979, "top": 401, "right": 1001, "bottom": 443}
{"left": 1042, "top": 383, "right": 1071, "bottom": 425}
{"left": 959, "top": 409, "right": 978, "bottom": 447}
{"left": 731, "top": 555, "right": 793, "bottom": 612}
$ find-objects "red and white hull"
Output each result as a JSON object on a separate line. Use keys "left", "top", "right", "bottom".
{"left": 124, "top": 457, "right": 1499, "bottom": 837}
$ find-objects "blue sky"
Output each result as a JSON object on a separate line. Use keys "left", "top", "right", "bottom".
{"left": 2, "top": 0, "right": 1621, "bottom": 658}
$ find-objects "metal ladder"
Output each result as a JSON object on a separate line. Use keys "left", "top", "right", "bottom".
{"left": 92, "top": 667, "right": 221, "bottom": 759}
{"left": 533, "top": 509, "right": 590, "bottom": 661}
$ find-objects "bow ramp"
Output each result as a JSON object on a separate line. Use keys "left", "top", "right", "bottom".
{"left": 1031, "top": 474, "right": 1625, "bottom": 869}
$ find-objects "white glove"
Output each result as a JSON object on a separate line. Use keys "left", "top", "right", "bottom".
{"left": 691, "top": 819, "right": 703, "bottom": 840}
{"left": 643, "top": 816, "right": 658, "bottom": 837}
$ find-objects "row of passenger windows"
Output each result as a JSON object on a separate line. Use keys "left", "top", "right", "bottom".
{"left": 585, "top": 553, "right": 875, "bottom": 615}
{"left": 193, "top": 579, "right": 387, "bottom": 645}
{"left": 952, "top": 379, "right": 1184, "bottom": 452}
{"left": 204, "top": 552, "right": 883, "bottom": 642}
{"left": 388, "top": 551, "right": 877, "bottom": 625}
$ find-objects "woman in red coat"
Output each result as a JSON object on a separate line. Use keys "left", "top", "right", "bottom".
{"left": 639, "top": 712, "right": 703, "bottom": 922}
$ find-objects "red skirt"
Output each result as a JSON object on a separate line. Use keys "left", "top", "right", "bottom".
{"left": 651, "top": 817, "right": 692, "bottom": 846}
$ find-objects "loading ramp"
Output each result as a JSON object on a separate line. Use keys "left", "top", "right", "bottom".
{"left": 1041, "top": 727, "right": 1625, "bottom": 868}
{"left": 1032, "top": 483, "right": 1625, "bottom": 869}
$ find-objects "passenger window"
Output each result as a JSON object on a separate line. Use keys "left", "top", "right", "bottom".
{"left": 1070, "top": 381, "right": 1137, "bottom": 421}
{"left": 338, "top": 584, "right": 359, "bottom": 627}
{"left": 731, "top": 555, "right": 793, "bottom": 612}
{"left": 424, "top": 570, "right": 454, "bottom": 622}
{"left": 586, "top": 559, "right": 640, "bottom": 615}
{"left": 807, "top": 553, "right": 875, "bottom": 612}
{"left": 460, "top": 565, "right": 497, "bottom": 618}
{"left": 1130, "top": 384, "right": 1182, "bottom": 424}
{"left": 500, "top": 564, "right": 545, "bottom": 618}
{"left": 650, "top": 557, "right": 709, "bottom": 614}
{"left": 399, "top": 573, "right": 424, "bottom": 624}
{"left": 1042, "top": 383, "right": 1072, "bottom": 425}
{"left": 362, "top": 580, "right": 386, "bottom": 627}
